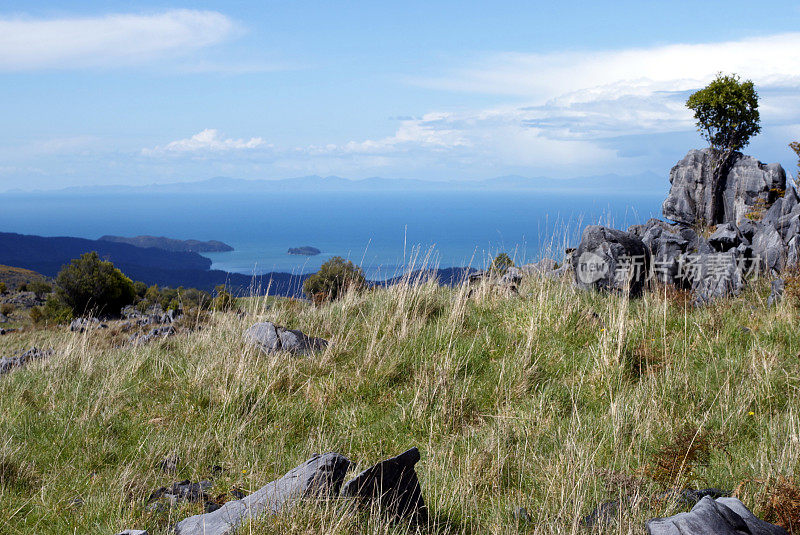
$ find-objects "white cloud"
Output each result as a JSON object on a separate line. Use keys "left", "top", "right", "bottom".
{"left": 416, "top": 33, "right": 800, "bottom": 100}
{"left": 144, "top": 129, "right": 269, "bottom": 154}
{"left": 139, "top": 32, "right": 800, "bottom": 179}
{"left": 0, "top": 10, "right": 238, "bottom": 70}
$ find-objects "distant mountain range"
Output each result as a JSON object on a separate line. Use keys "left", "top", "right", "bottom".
{"left": 2, "top": 172, "right": 667, "bottom": 196}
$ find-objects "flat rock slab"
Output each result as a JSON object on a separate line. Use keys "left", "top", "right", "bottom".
{"left": 340, "top": 447, "right": 428, "bottom": 524}
{"left": 174, "top": 452, "right": 350, "bottom": 535}
{"left": 244, "top": 322, "right": 328, "bottom": 355}
{"left": 647, "top": 496, "right": 787, "bottom": 535}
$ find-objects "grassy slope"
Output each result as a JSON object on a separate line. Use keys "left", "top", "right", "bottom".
{"left": 0, "top": 265, "right": 45, "bottom": 289}
{"left": 0, "top": 275, "right": 798, "bottom": 534}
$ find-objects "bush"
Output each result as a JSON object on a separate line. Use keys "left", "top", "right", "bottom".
{"left": 55, "top": 251, "right": 136, "bottom": 317}
{"left": 212, "top": 285, "right": 236, "bottom": 311}
{"left": 0, "top": 282, "right": 6, "bottom": 294}
{"left": 1, "top": 303, "right": 13, "bottom": 316}
{"left": 28, "top": 280, "right": 52, "bottom": 300}
{"left": 303, "top": 256, "right": 366, "bottom": 301}
{"left": 490, "top": 253, "right": 514, "bottom": 275}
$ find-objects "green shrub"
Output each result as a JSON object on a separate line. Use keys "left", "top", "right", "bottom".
{"left": 1, "top": 303, "right": 13, "bottom": 316}
{"left": 55, "top": 252, "right": 136, "bottom": 317}
{"left": 303, "top": 256, "right": 366, "bottom": 301}
{"left": 490, "top": 253, "right": 514, "bottom": 275}
{"left": 0, "top": 282, "right": 6, "bottom": 294}
{"left": 28, "top": 280, "right": 52, "bottom": 300}
{"left": 212, "top": 285, "right": 236, "bottom": 311}
{"left": 29, "top": 296, "right": 72, "bottom": 325}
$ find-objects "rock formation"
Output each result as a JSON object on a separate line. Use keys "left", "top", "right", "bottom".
{"left": 244, "top": 322, "right": 328, "bottom": 355}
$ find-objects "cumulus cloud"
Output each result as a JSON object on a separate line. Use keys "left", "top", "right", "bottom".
{"left": 416, "top": 33, "right": 800, "bottom": 100}
{"left": 0, "top": 10, "right": 238, "bottom": 70}
{"left": 144, "top": 129, "right": 269, "bottom": 155}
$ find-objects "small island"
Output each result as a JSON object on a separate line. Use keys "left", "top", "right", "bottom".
{"left": 287, "top": 246, "right": 321, "bottom": 256}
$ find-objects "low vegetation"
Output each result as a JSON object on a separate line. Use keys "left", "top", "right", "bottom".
{"left": 303, "top": 256, "right": 366, "bottom": 302}
{"left": 1, "top": 270, "right": 799, "bottom": 534}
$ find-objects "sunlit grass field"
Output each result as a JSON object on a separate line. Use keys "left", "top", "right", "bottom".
{"left": 1, "top": 273, "right": 798, "bottom": 534}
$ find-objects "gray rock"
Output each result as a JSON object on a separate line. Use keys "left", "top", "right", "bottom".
{"left": 646, "top": 496, "right": 786, "bottom": 535}
{"left": 752, "top": 223, "right": 785, "bottom": 273}
{"left": 717, "top": 497, "right": 789, "bottom": 535}
{"left": 709, "top": 223, "right": 744, "bottom": 252}
{"left": 499, "top": 266, "right": 523, "bottom": 286}
{"left": 0, "top": 347, "right": 53, "bottom": 375}
{"left": 174, "top": 452, "right": 350, "bottom": 535}
{"left": 130, "top": 325, "right": 176, "bottom": 346}
{"left": 644, "top": 225, "right": 691, "bottom": 284}
{"left": 70, "top": 317, "right": 100, "bottom": 333}
{"left": 768, "top": 279, "right": 785, "bottom": 306}
{"left": 662, "top": 149, "right": 786, "bottom": 226}
{"left": 521, "top": 258, "right": 557, "bottom": 275}
{"left": 582, "top": 488, "right": 727, "bottom": 527}
{"left": 244, "top": 322, "right": 328, "bottom": 355}
{"left": 763, "top": 187, "right": 800, "bottom": 240}
{"left": 115, "top": 530, "right": 149, "bottom": 535}
{"left": 689, "top": 251, "right": 744, "bottom": 305}
{"left": 340, "top": 447, "right": 428, "bottom": 523}
{"left": 571, "top": 225, "right": 650, "bottom": 297}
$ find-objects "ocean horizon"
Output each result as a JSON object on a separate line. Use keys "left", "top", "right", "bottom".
{"left": 0, "top": 189, "right": 665, "bottom": 280}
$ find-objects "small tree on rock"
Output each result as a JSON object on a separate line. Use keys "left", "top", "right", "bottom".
{"left": 686, "top": 73, "right": 761, "bottom": 204}
{"left": 303, "top": 256, "right": 365, "bottom": 301}
{"left": 55, "top": 252, "right": 136, "bottom": 317}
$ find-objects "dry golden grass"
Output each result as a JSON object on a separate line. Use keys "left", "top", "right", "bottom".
{"left": 0, "top": 273, "right": 799, "bottom": 534}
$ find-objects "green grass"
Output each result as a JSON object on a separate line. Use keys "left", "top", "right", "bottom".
{"left": 1, "top": 274, "right": 799, "bottom": 534}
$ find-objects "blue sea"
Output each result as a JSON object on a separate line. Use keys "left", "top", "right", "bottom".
{"left": 0, "top": 190, "right": 664, "bottom": 280}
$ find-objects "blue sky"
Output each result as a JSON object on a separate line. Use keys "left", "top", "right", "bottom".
{"left": 1, "top": 1, "right": 799, "bottom": 190}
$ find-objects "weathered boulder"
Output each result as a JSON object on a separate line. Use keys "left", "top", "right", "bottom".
{"left": 0, "top": 347, "right": 53, "bottom": 375}
{"left": 767, "top": 279, "right": 785, "bottom": 307}
{"left": 582, "top": 488, "right": 727, "bottom": 527}
{"left": 572, "top": 226, "right": 650, "bottom": 296}
{"left": 521, "top": 258, "right": 557, "bottom": 274}
{"left": 340, "top": 447, "right": 427, "bottom": 524}
{"left": 499, "top": 266, "right": 523, "bottom": 286}
{"left": 70, "top": 317, "right": 98, "bottom": 332}
{"left": 244, "top": 322, "right": 328, "bottom": 355}
{"left": 762, "top": 186, "right": 800, "bottom": 240}
{"left": 646, "top": 496, "right": 786, "bottom": 535}
{"left": 709, "top": 223, "right": 744, "bottom": 252}
{"left": 174, "top": 452, "right": 350, "bottom": 535}
{"left": 752, "top": 223, "right": 785, "bottom": 273}
{"left": 130, "top": 325, "right": 176, "bottom": 346}
{"left": 662, "top": 149, "right": 786, "bottom": 226}
{"left": 642, "top": 223, "right": 691, "bottom": 285}
{"left": 689, "top": 251, "right": 745, "bottom": 305}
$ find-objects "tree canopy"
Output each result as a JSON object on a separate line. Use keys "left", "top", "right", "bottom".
{"left": 686, "top": 74, "right": 761, "bottom": 155}
{"left": 55, "top": 251, "right": 136, "bottom": 316}
{"left": 303, "top": 256, "right": 366, "bottom": 301}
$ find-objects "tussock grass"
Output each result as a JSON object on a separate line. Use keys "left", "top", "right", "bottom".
{"left": 1, "top": 274, "right": 799, "bottom": 534}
